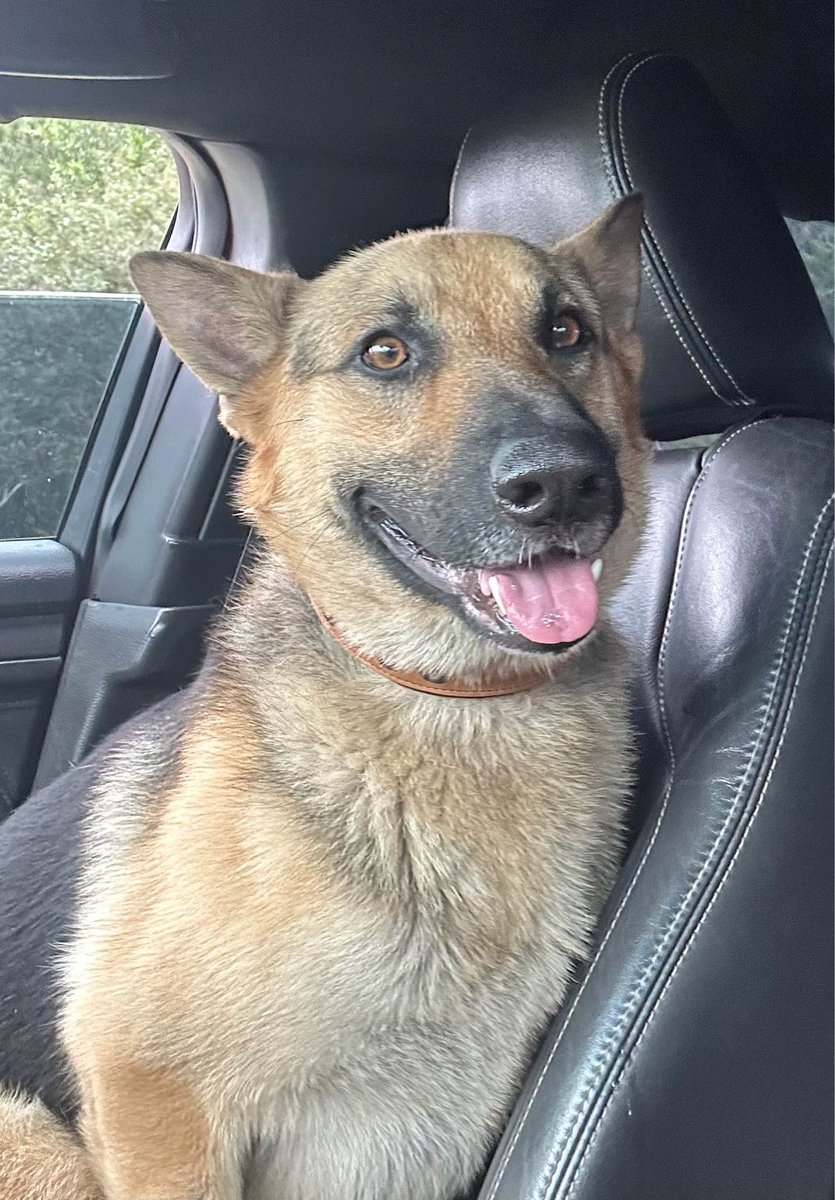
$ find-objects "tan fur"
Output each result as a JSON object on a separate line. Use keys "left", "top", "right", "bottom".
{"left": 2, "top": 198, "right": 650, "bottom": 1199}
{"left": 235, "top": 218, "right": 647, "bottom": 684}
{"left": 0, "top": 1090, "right": 100, "bottom": 1199}
{"left": 76, "top": 1064, "right": 217, "bottom": 1200}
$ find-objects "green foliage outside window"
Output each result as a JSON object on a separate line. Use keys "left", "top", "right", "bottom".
{"left": 0, "top": 117, "right": 179, "bottom": 293}
{"left": 0, "top": 118, "right": 179, "bottom": 539}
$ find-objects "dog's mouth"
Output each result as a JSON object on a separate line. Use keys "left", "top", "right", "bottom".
{"left": 357, "top": 498, "right": 603, "bottom": 654}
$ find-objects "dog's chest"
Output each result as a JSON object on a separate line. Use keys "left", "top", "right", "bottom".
{"left": 232, "top": 696, "right": 625, "bottom": 1188}
{"left": 101, "top": 670, "right": 632, "bottom": 1199}
{"left": 239, "top": 859, "right": 588, "bottom": 1200}
{"left": 79, "top": 669, "right": 629, "bottom": 1200}
{"left": 266, "top": 690, "right": 624, "bottom": 983}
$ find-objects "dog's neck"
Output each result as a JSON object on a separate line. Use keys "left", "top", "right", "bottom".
{"left": 307, "top": 596, "right": 553, "bottom": 700}
{"left": 210, "top": 557, "right": 629, "bottom": 916}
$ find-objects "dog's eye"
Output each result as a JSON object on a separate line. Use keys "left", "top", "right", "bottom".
{"left": 361, "top": 334, "right": 410, "bottom": 371}
{"left": 550, "top": 312, "right": 585, "bottom": 351}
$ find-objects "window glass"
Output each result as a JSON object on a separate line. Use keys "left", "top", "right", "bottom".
{"left": 786, "top": 218, "right": 835, "bottom": 335}
{"left": 0, "top": 119, "right": 180, "bottom": 539}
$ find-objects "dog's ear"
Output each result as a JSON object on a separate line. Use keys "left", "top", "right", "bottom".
{"left": 555, "top": 193, "right": 644, "bottom": 331}
{"left": 130, "top": 252, "right": 302, "bottom": 435}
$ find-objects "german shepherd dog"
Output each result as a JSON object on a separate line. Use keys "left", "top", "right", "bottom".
{"left": 0, "top": 195, "right": 648, "bottom": 1199}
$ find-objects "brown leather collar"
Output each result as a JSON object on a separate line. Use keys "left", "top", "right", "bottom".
{"left": 309, "top": 597, "right": 551, "bottom": 699}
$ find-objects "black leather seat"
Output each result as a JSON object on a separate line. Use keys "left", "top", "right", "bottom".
{"left": 450, "top": 53, "right": 834, "bottom": 1200}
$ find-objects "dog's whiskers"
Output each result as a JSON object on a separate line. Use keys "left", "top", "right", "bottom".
{"left": 271, "top": 510, "right": 331, "bottom": 534}
{"left": 294, "top": 522, "right": 332, "bottom": 573}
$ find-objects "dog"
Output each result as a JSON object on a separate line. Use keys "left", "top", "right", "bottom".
{"left": 0, "top": 194, "right": 648, "bottom": 1200}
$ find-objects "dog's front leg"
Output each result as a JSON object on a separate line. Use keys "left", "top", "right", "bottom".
{"left": 78, "top": 1061, "right": 242, "bottom": 1200}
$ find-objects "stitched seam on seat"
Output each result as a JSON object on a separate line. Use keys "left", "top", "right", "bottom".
{"left": 536, "top": 419, "right": 787, "bottom": 1198}
{"left": 481, "top": 417, "right": 768, "bottom": 1200}
{"left": 550, "top": 487, "right": 834, "bottom": 1200}
{"left": 596, "top": 53, "right": 727, "bottom": 402}
{"left": 563, "top": 538, "right": 833, "bottom": 1199}
{"left": 614, "top": 58, "right": 754, "bottom": 404}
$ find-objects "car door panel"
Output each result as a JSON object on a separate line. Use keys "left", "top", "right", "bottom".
{"left": 25, "top": 138, "right": 249, "bottom": 790}
{"left": 0, "top": 540, "right": 76, "bottom": 812}
{"left": 0, "top": 134, "right": 208, "bottom": 811}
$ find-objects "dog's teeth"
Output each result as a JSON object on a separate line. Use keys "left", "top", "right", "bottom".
{"left": 591, "top": 558, "right": 603, "bottom": 582}
{"left": 488, "top": 576, "right": 507, "bottom": 616}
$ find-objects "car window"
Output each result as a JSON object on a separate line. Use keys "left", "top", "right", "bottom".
{"left": 0, "top": 118, "right": 180, "bottom": 540}
{"left": 786, "top": 218, "right": 835, "bottom": 335}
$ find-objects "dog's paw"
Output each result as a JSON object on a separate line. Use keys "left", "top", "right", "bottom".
{"left": 0, "top": 1088, "right": 101, "bottom": 1200}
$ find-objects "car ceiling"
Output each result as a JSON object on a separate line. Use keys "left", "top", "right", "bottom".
{"left": 1, "top": 0, "right": 832, "bottom": 222}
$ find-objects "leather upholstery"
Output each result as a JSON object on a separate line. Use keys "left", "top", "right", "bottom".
{"left": 480, "top": 419, "right": 834, "bottom": 1200}
{"left": 451, "top": 53, "right": 835, "bottom": 1200}
{"left": 450, "top": 52, "right": 835, "bottom": 439}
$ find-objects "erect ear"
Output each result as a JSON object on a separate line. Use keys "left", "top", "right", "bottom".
{"left": 129, "top": 252, "right": 302, "bottom": 429}
{"left": 555, "top": 193, "right": 644, "bottom": 330}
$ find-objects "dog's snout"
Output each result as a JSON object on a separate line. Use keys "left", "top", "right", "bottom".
{"left": 490, "top": 429, "right": 620, "bottom": 533}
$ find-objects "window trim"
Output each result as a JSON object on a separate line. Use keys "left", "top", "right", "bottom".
{"left": 56, "top": 136, "right": 196, "bottom": 575}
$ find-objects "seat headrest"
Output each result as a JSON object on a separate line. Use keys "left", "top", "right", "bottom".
{"left": 449, "top": 52, "right": 834, "bottom": 439}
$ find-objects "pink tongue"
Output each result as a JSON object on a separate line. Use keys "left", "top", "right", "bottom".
{"left": 478, "top": 559, "right": 599, "bottom": 645}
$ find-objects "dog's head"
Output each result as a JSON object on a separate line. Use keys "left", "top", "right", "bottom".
{"left": 131, "top": 197, "right": 649, "bottom": 681}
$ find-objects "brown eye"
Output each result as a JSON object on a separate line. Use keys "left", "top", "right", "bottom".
{"left": 361, "top": 334, "right": 409, "bottom": 371}
{"left": 550, "top": 313, "right": 584, "bottom": 350}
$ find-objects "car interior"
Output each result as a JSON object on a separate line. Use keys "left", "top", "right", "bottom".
{"left": 0, "top": 1, "right": 832, "bottom": 1197}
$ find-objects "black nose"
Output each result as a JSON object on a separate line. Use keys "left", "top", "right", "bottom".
{"left": 491, "top": 428, "right": 620, "bottom": 532}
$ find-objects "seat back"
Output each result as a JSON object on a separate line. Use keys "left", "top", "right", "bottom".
{"left": 450, "top": 52, "right": 834, "bottom": 1200}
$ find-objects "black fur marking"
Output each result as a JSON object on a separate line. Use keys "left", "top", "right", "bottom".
{"left": 0, "top": 691, "right": 189, "bottom": 1126}
{"left": 0, "top": 763, "right": 90, "bottom": 1123}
